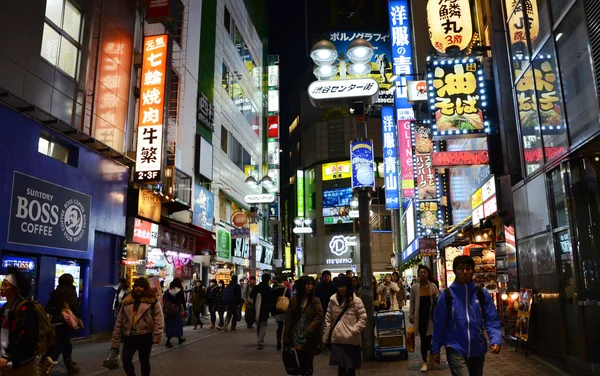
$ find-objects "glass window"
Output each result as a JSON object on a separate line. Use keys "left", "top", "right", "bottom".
{"left": 555, "top": 1, "right": 600, "bottom": 147}
{"left": 220, "top": 127, "right": 228, "bottom": 153}
{"left": 549, "top": 0, "right": 572, "bottom": 22}
{"left": 516, "top": 66, "right": 543, "bottom": 174}
{"left": 221, "top": 63, "right": 230, "bottom": 93}
{"left": 41, "top": 0, "right": 82, "bottom": 79}
{"left": 234, "top": 26, "right": 244, "bottom": 57}
{"left": 224, "top": 7, "right": 231, "bottom": 33}
{"left": 38, "top": 134, "right": 69, "bottom": 163}
{"left": 549, "top": 168, "right": 567, "bottom": 227}
{"left": 507, "top": 4, "right": 531, "bottom": 80}
{"left": 557, "top": 230, "right": 576, "bottom": 304}
{"left": 529, "top": 0, "right": 551, "bottom": 55}
{"left": 532, "top": 40, "right": 567, "bottom": 161}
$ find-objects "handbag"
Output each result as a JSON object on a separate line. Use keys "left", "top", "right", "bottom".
{"left": 326, "top": 303, "right": 351, "bottom": 348}
{"left": 62, "top": 302, "right": 79, "bottom": 330}
{"left": 282, "top": 346, "right": 301, "bottom": 375}
{"left": 102, "top": 348, "right": 120, "bottom": 370}
{"left": 276, "top": 287, "right": 290, "bottom": 313}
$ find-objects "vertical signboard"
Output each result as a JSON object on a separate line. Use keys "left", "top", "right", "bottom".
{"left": 297, "top": 170, "right": 305, "bottom": 218}
{"left": 146, "top": 0, "right": 171, "bottom": 23}
{"left": 216, "top": 228, "right": 231, "bottom": 262}
{"left": 267, "top": 115, "right": 279, "bottom": 138}
{"left": 381, "top": 107, "right": 399, "bottom": 209}
{"left": 350, "top": 141, "right": 376, "bottom": 190}
{"left": 388, "top": 1, "right": 415, "bottom": 119}
{"left": 398, "top": 119, "right": 414, "bottom": 197}
{"left": 135, "top": 34, "right": 168, "bottom": 183}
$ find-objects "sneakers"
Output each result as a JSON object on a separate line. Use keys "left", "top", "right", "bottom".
{"left": 216, "top": 326, "right": 223, "bottom": 331}
{"left": 420, "top": 362, "right": 428, "bottom": 372}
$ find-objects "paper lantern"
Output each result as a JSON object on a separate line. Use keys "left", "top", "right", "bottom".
{"left": 427, "top": 0, "right": 473, "bottom": 54}
{"left": 505, "top": 0, "right": 539, "bottom": 45}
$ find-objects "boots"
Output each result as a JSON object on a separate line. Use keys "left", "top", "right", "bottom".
{"left": 39, "top": 356, "right": 57, "bottom": 376}
{"left": 277, "top": 340, "right": 282, "bottom": 351}
{"left": 64, "top": 359, "right": 81, "bottom": 375}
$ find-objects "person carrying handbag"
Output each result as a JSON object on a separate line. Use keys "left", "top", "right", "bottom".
{"left": 42, "top": 273, "right": 81, "bottom": 375}
{"left": 323, "top": 276, "right": 367, "bottom": 376}
{"left": 282, "top": 276, "right": 323, "bottom": 376}
{"left": 272, "top": 277, "right": 291, "bottom": 350}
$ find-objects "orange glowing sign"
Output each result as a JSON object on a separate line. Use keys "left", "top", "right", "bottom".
{"left": 139, "top": 34, "right": 168, "bottom": 127}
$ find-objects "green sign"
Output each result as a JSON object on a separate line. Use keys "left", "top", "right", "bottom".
{"left": 297, "top": 170, "right": 305, "bottom": 217}
{"left": 216, "top": 228, "right": 231, "bottom": 261}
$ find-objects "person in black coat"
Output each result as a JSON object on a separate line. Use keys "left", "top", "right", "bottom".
{"left": 163, "top": 278, "right": 186, "bottom": 348}
{"left": 249, "top": 273, "right": 273, "bottom": 349}
{"left": 223, "top": 275, "right": 242, "bottom": 331}
{"left": 315, "top": 270, "right": 337, "bottom": 316}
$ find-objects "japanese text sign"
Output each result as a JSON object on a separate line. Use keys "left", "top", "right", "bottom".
{"left": 216, "top": 228, "right": 231, "bottom": 262}
{"left": 432, "top": 150, "right": 489, "bottom": 167}
{"left": 381, "top": 106, "right": 399, "bottom": 209}
{"left": 268, "top": 115, "right": 279, "bottom": 138}
{"left": 427, "top": 0, "right": 473, "bottom": 54}
{"left": 322, "top": 161, "right": 351, "bottom": 180}
{"left": 428, "top": 60, "right": 486, "bottom": 135}
{"left": 308, "top": 78, "right": 379, "bottom": 101}
{"left": 297, "top": 170, "right": 305, "bottom": 217}
{"left": 197, "top": 92, "right": 214, "bottom": 131}
{"left": 136, "top": 34, "right": 168, "bottom": 183}
{"left": 471, "top": 175, "right": 497, "bottom": 225}
{"left": 398, "top": 119, "right": 414, "bottom": 198}
{"left": 418, "top": 201, "right": 439, "bottom": 230}
{"left": 506, "top": 0, "right": 539, "bottom": 44}
{"left": 350, "top": 140, "right": 375, "bottom": 190}
{"left": 132, "top": 218, "right": 159, "bottom": 247}
{"left": 388, "top": 1, "right": 414, "bottom": 110}
{"left": 146, "top": 0, "right": 171, "bottom": 24}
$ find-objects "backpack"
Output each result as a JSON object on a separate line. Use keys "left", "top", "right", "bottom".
{"left": 15, "top": 299, "right": 56, "bottom": 355}
{"left": 162, "top": 299, "right": 180, "bottom": 318}
{"left": 275, "top": 287, "right": 289, "bottom": 313}
{"left": 444, "top": 286, "right": 486, "bottom": 323}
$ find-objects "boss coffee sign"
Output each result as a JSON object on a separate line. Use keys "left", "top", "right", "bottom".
{"left": 8, "top": 172, "right": 91, "bottom": 252}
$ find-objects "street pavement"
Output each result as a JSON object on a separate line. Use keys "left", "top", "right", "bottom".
{"left": 49, "top": 316, "right": 569, "bottom": 376}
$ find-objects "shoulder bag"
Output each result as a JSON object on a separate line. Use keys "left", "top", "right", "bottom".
{"left": 276, "top": 287, "right": 290, "bottom": 313}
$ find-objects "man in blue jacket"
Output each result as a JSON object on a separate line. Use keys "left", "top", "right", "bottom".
{"left": 432, "top": 255, "right": 502, "bottom": 375}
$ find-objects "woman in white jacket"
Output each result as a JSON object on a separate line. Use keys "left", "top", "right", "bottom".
{"left": 377, "top": 273, "right": 400, "bottom": 310}
{"left": 323, "top": 276, "right": 367, "bottom": 376}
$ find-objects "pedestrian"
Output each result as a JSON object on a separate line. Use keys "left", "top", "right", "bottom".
{"left": 111, "top": 277, "right": 164, "bottom": 376}
{"left": 43, "top": 273, "right": 81, "bottom": 375}
{"left": 223, "top": 275, "right": 242, "bottom": 332}
{"left": 214, "top": 280, "right": 226, "bottom": 330}
{"left": 409, "top": 265, "right": 440, "bottom": 372}
{"left": 392, "top": 271, "right": 407, "bottom": 308}
{"left": 249, "top": 273, "right": 273, "bottom": 349}
{"left": 350, "top": 276, "right": 361, "bottom": 298}
{"left": 345, "top": 270, "right": 354, "bottom": 278}
{"left": 272, "top": 276, "right": 291, "bottom": 350}
{"left": 0, "top": 270, "right": 41, "bottom": 375}
{"left": 315, "top": 271, "right": 337, "bottom": 318}
{"left": 377, "top": 273, "right": 400, "bottom": 310}
{"left": 162, "top": 278, "right": 186, "bottom": 348}
{"left": 323, "top": 276, "right": 366, "bottom": 376}
{"left": 190, "top": 280, "right": 206, "bottom": 330}
{"left": 282, "top": 276, "right": 323, "bottom": 376}
{"left": 113, "top": 278, "right": 130, "bottom": 319}
{"left": 432, "top": 256, "right": 502, "bottom": 376}
{"left": 244, "top": 276, "right": 257, "bottom": 329}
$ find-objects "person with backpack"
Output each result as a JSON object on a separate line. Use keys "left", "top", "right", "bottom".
{"left": 162, "top": 278, "right": 186, "bottom": 348}
{"left": 222, "top": 275, "right": 242, "bottom": 332}
{"left": 409, "top": 265, "right": 440, "bottom": 372}
{"left": 272, "top": 276, "right": 290, "bottom": 350}
{"left": 0, "top": 269, "right": 50, "bottom": 376}
{"left": 43, "top": 273, "right": 82, "bottom": 375}
{"left": 431, "top": 256, "right": 502, "bottom": 376}
{"left": 112, "top": 277, "right": 164, "bottom": 376}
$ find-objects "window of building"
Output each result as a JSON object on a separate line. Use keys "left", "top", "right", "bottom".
{"left": 165, "top": 0, "right": 184, "bottom": 46}
{"left": 530, "top": 0, "right": 551, "bottom": 55}
{"left": 222, "top": 63, "right": 231, "bottom": 94}
{"left": 221, "top": 126, "right": 228, "bottom": 153}
{"left": 168, "top": 69, "right": 180, "bottom": 122}
{"left": 224, "top": 6, "right": 231, "bottom": 33}
{"left": 38, "top": 132, "right": 70, "bottom": 164}
{"left": 41, "top": 0, "right": 82, "bottom": 79}
{"left": 516, "top": 66, "right": 543, "bottom": 175}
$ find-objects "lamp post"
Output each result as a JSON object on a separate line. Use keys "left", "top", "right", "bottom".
{"left": 293, "top": 217, "right": 312, "bottom": 276}
{"left": 309, "top": 38, "right": 377, "bottom": 360}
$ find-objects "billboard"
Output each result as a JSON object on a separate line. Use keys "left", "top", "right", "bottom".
{"left": 381, "top": 106, "right": 399, "bottom": 209}
{"left": 350, "top": 140, "right": 375, "bottom": 190}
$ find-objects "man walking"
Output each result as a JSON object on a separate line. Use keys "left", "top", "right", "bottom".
{"left": 431, "top": 255, "right": 502, "bottom": 375}
{"left": 315, "top": 270, "right": 337, "bottom": 315}
{"left": 250, "top": 273, "right": 273, "bottom": 349}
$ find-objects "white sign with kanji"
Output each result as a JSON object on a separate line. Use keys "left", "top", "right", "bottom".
{"left": 308, "top": 78, "right": 379, "bottom": 101}
{"left": 135, "top": 125, "right": 163, "bottom": 179}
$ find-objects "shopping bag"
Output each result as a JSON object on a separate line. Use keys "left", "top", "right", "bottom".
{"left": 282, "top": 347, "right": 301, "bottom": 375}
{"left": 407, "top": 325, "right": 415, "bottom": 353}
{"left": 62, "top": 303, "right": 79, "bottom": 330}
{"left": 102, "top": 348, "right": 120, "bottom": 370}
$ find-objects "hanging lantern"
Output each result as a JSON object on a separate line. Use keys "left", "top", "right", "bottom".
{"left": 427, "top": 0, "right": 474, "bottom": 54}
{"left": 505, "top": 0, "right": 539, "bottom": 45}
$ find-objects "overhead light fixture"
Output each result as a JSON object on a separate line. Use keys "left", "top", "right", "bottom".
{"left": 555, "top": 33, "right": 563, "bottom": 42}
{"left": 244, "top": 176, "right": 258, "bottom": 186}
{"left": 348, "top": 62, "right": 372, "bottom": 77}
{"left": 313, "top": 64, "right": 338, "bottom": 80}
{"left": 350, "top": 196, "right": 359, "bottom": 209}
{"left": 260, "top": 175, "right": 274, "bottom": 188}
{"left": 310, "top": 40, "right": 338, "bottom": 66}
{"left": 303, "top": 217, "right": 313, "bottom": 227}
{"left": 347, "top": 38, "right": 374, "bottom": 64}
{"left": 294, "top": 217, "right": 303, "bottom": 227}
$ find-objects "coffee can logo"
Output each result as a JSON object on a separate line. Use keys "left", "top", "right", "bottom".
{"left": 60, "top": 199, "right": 87, "bottom": 242}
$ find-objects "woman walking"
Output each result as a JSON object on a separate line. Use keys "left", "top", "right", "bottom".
{"left": 190, "top": 280, "right": 206, "bottom": 329}
{"left": 113, "top": 278, "right": 130, "bottom": 319}
{"left": 273, "top": 276, "right": 291, "bottom": 350}
{"left": 323, "top": 276, "right": 367, "bottom": 376}
{"left": 377, "top": 273, "right": 400, "bottom": 311}
{"left": 283, "top": 276, "right": 323, "bottom": 376}
{"left": 350, "top": 276, "right": 361, "bottom": 298}
{"left": 214, "top": 280, "right": 226, "bottom": 330}
{"left": 392, "top": 272, "right": 407, "bottom": 308}
{"left": 162, "top": 278, "right": 186, "bottom": 348}
{"left": 409, "top": 265, "right": 440, "bottom": 372}
{"left": 112, "top": 277, "right": 164, "bottom": 376}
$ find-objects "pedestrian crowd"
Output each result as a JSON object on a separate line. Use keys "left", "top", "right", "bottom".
{"left": 0, "top": 255, "right": 501, "bottom": 376}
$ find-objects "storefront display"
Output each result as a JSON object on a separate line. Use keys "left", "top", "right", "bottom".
{"left": 215, "top": 268, "right": 232, "bottom": 285}
{"left": 55, "top": 260, "right": 81, "bottom": 297}
{"left": 0, "top": 254, "right": 38, "bottom": 305}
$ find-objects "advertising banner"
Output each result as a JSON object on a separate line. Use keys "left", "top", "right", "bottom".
{"left": 297, "top": 170, "right": 305, "bottom": 217}
{"left": 399, "top": 119, "right": 414, "bottom": 198}
{"left": 192, "top": 184, "right": 214, "bottom": 232}
{"left": 8, "top": 172, "right": 91, "bottom": 252}
{"left": 381, "top": 106, "right": 399, "bottom": 209}
{"left": 146, "top": 0, "right": 171, "bottom": 23}
{"left": 322, "top": 161, "right": 351, "bottom": 180}
{"left": 216, "top": 228, "right": 231, "bottom": 262}
{"left": 388, "top": 1, "right": 414, "bottom": 112}
{"left": 350, "top": 141, "right": 375, "bottom": 190}
{"left": 268, "top": 116, "right": 279, "bottom": 138}
{"left": 132, "top": 218, "right": 159, "bottom": 247}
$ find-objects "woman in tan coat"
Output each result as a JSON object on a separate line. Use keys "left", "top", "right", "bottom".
{"left": 112, "top": 277, "right": 164, "bottom": 376}
{"left": 409, "top": 265, "right": 439, "bottom": 372}
{"left": 323, "top": 276, "right": 367, "bottom": 376}
{"left": 377, "top": 273, "right": 400, "bottom": 310}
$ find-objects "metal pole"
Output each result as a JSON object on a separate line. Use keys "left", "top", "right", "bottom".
{"left": 250, "top": 206, "right": 257, "bottom": 278}
{"left": 354, "top": 100, "right": 375, "bottom": 361}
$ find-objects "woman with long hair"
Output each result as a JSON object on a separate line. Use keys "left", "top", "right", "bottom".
{"left": 112, "top": 277, "right": 164, "bottom": 376}
{"left": 282, "top": 276, "right": 323, "bottom": 376}
{"left": 409, "top": 265, "right": 440, "bottom": 372}
{"left": 392, "top": 271, "right": 407, "bottom": 308}
{"left": 273, "top": 276, "right": 291, "bottom": 350}
{"left": 324, "top": 276, "right": 367, "bottom": 376}
{"left": 350, "top": 276, "right": 361, "bottom": 298}
{"left": 162, "top": 278, "right": 186, "bottom": 348}
{"left": 377, "top": 273, "right": 400, "bottom": 310}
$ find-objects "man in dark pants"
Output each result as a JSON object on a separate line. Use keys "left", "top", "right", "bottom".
{"left": 250, "top": 273, "right": 273, "bottom": 349}
{"left": 223, "top": 275, "right": 242, "bottom": 332}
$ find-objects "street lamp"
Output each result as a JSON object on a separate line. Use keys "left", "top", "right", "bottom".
{"left": 244, "top": 174, "right": 276, "bottom": 277}
{"left": 310, "top": 39, "right": 374, "bottom": 81}
{"left": 293, "top": 217, "right": 313, "bottom": 234}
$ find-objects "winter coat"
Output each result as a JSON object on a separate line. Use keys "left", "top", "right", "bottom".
{"left": 250, "top": 282, "right": 273, "bottom": 321}
{"left": 44, "top": 284, "right": 80, "bottom": 324}
{"left": 323, "top": 293, "right": 367, "bottom": 346}
{"left": 213, "top": 287, "right": 225, "bottom": 312}
{"left": 0, "top": 299, "right": 38, "bottom": 369}
{"left": 163, "top": 288, "right": 186, "bottom": 313}
{"left": 377, "top": 282, "right": 400, "bottom": 310}
{"left": 112, "top": 294, "right": 164, "bottom": 348}
{"left": 409, "top": 281, "right": 439, "bottom": 336}
{"left": 224, "top": 282, "right": 242, "bottom": 307}
{"left": 432, "top": 281, "right": 502, "bottom": 359}
{"left": 206, "top": 285, "right": 218, "bottom": 308}
{"left": 244, "top": 285, "right": 255, "bottom": 308}
{"left": 283, "top": 295, "right": 324, "bottom": 356}
{"left": 315, "top": 281, "right": 337, "bottom": 314}
{"left": 190, "top": 286, "right": 206, "bottom": 313}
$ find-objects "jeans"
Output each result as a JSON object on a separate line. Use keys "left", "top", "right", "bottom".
{"left": 296, "top": 349, "right": 314, "bottom": 376}
{"left": 256, "top": 319, "right": 268, "bottom": 345}
{"left": 225, "top": 304, "right": 238, "bottom": 329}
{"left": 276, "top": 321, "right": 284, "bottom": 344}
{"left": 418, "top": 325, "right": 432, "bottom": 362}
{"left": 122, "top": 334, "right": 153, "bottom": 376}
{"left": 46, "top": 325, "right": 73, "bottom": 361}
{"left": 218, "top": 310, "right": 225, "bottom": 328}
{"left": 446, "top": 347, "right": 485, "bottom": 376}
{"left": 210, "top": 306, "right": 217, "bottom": 325}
